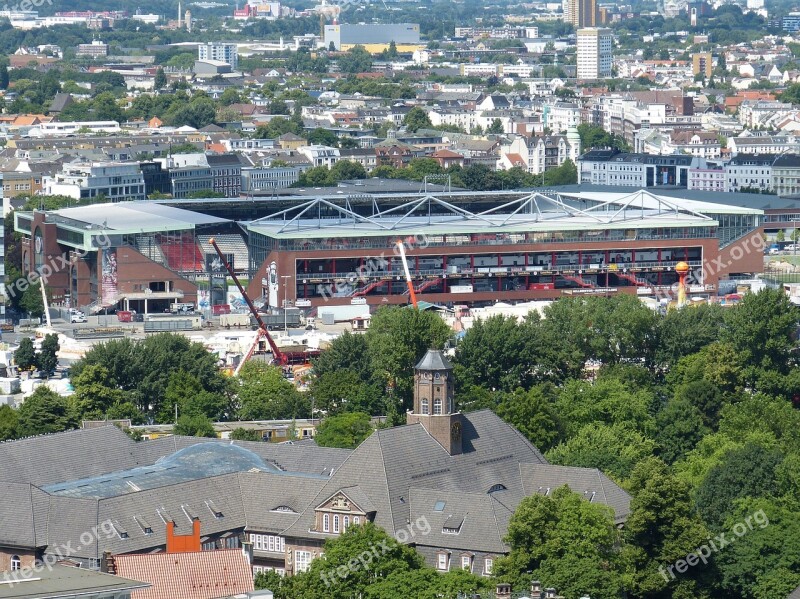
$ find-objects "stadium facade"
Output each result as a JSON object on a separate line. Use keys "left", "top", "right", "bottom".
{"left": 13, "top": 189, "right": 763, "bottom": 312}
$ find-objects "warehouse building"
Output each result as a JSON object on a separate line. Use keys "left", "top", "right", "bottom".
{"left": 324, "top": 22, "right": 421, "bottom": 51}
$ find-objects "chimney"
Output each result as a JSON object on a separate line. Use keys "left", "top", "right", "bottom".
{"left": 242, "top": 541, "right": 253, "bottom": 564}
{"left": 101, "top": 551, "right": 116, "bottom": 574}
{"left": 545, "top": 588, "right": 557, "bottom": 599}
{"left": 495, "top": 583, "right": 512, "bottom": 599}
{"left": 531, "top": 580, "right": 542, "bottom": 597}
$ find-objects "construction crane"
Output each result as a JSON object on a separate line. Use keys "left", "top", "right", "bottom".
{"left": 208, "top": 238, "right": 288, "bottom": 371}
{"left": 396, "top": 240, "right": 418, "bottom": 308}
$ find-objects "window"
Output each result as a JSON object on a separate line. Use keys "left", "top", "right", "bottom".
{"left": 433, "top": 500, "right": 446, "bottom": 512}
{"left": 333, "top": 515, "right": 340, "bottom": 534}
{"left": 437, "top": 552, "right": 449, "bottom": 571}
{"left": 433, "top": 398, "right": 442, "bottom": 415}
{"left": 484, "top": 558, "right": 493, "bottom": 575}
{"left": 323, "top": 513, "right": 330, "bottom": 532}
{"left": 225, "top": 536, "right": 240, "bottom": 549}
{"left": 421, "top": 398, "right": 428, "bottom": 414}
{"left": 462, "top": 555, "right": 472, "bottom": 571}
{"left": 295, "top": 550, "right": 312, "bottom": 573}
{"left": 343, "top": 515, "right": 350, "bottom": 530}
{"left": 202, "top": 540, "right": 216, "bottom": 551}
{"left": 249, "top": 534, "right": 285, "bottom": 553}
{"left": 353, "top": 516, "right": 360, "bottom": 525}
{"left": 10, "top": 556, "right": 20, "bottom": 571}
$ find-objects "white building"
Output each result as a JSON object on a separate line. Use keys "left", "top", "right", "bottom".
{"left": 297, "top": 145, "right": 340, "bottom": 168}
{"left": 198, "top": 42, "right": 238, "bottom": 70}
{"left": 544, "top": 101, "right": 581, "bottom": 133}
{"left": 724, "top": 154, "right": 774, "bottom": 193}
{"left": 688, "top": 167, "right": 725, "bottom": 192}
{"left": 44, "top": 162, "right": 146, "bottom": 201}
{"left": 577, "top": 27, "right": 613, "bottom": 80}
{"left": 241, "top": 166, "right": 303, "bottom": 191}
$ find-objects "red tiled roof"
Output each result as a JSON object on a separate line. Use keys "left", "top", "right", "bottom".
{"left": 505, "top": 153, "right": 525, "bottom": 166}
{"left": 114, "top": 549, "right": 254, "bottom": 599}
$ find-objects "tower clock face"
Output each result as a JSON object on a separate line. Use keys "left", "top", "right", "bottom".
{"left": 451, "top": 422, "right": 462, "bottom": 441}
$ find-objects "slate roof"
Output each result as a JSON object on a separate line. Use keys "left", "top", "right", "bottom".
{"left": 115, "top": 549, "right": 253, "bottom": 599}
{"left": 415, "top": 349, "right": 453, "bottom": 371}
{"left": 519, "top": 463, "right": 631, "bottom": 524}
{"left": 282, "top": 410, "right": 551, "bottom": 552}
{"left": 0, "top": 426, "right": 139, "bottom": 486}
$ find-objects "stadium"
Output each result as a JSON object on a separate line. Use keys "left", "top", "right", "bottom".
{"left": 14, "top": 188, "right": 764, "bottom": 312}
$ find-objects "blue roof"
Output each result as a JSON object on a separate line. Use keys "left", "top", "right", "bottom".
{"left": 43, "top": 443, "right": 281, "bottom": 499}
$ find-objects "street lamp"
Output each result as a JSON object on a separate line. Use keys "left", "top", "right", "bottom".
{"left": 281, "top": 275, "right": 291, "bottom": 334}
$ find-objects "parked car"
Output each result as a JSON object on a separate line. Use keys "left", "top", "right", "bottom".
{"left": 70, "top": 311, "right": 87, "bottom": 323}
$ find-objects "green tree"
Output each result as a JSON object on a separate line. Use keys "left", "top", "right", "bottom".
{"left": 315, "top": 411, "right": 373, "bottom": 448}
{"left": 71, "top": 364, "right": 127, "bottom": 418}
{"left": 621, "top": 457, "right": 713, "bottom": 598}
{"left": 715, "top": 498, "right": 800, "bottom": 599}
{"left": 777, "top": 229, "right": 786, "bottom": 242}
{"left": 721, "top": 288, "right": 798, "bottom": 375}
{"left": 554, "top": 376, "right": 656, "bottom": 438}
{"left": 338, "top": 46, "right": 373, "bottom": 74}
{"left": 310, "top": 370, "right": 383, "bottom": 415}
{"left": 154, "top": 68, "right": 167, "bottom": 90}
{"left": 307, "top": 127, "right": 339, "bottom": 146}
{"left": 0, "top": 63, "right": 9, "bottom": 90}
{"left": 236, "top": 361, "right": 309, "bottom": 420}
{"left": 38, "top": 333, "right": 59, "bottom": 376}
{"left": 174, "top": 413, "right": 216, "bottom": 437}
{"left": 694, "top": 442, "right": 783, "bottom": 529}
{"left": 365, "top": 307, "right": 451, "bottom": 413}
{"left": 71, "top": 333, "right": 227, "bottom": 421}
{"left": 453, "top": 314, "right": 535, "bottom": 392}
{"left": 14, "top": 337, "right": 37, "bottom": 371}
{"left": 17, "top": 386, "right": 78, "bottom": 437}
{"left": 230, "top": 427, "right": 262, "bottom": 442}
{"left": 329, "top": 159, "right": 367, "bottom": 181}
{"left": 495, "top": 485, "right": 623, "bottom": 597}
{"left": 289, "top": 522, "right": 425, "bottom": 598}
{"left": 546, "top": 422, "right": 657, "bottom": 482}
{"left": 0, "top": 404, "right": 18, "bottom": 441}
{"left": 20, "top": 280, "right": 45, "bottom": 318}
{"left": 160, "top": 370, "right": 228, "bottom": 423}
{"left": 218, "top": 88, "right": 241, "bottom": 106}
{"left": 487, "top": 118, "right": 504, "bottom": 134}
{"left": 495, "top": 385, "right": 563, "bottom": 451}
{"left": 655, "top": 302, "right": 726, "bottom": 368}
{"left": 655, "top": 397, "right": 710, "bottom": 464}
{"left": 403, "top": 107, "right": 432, "bottom": 133}
{"left": 92, "top": 92, "right": 124, "bottom": 122}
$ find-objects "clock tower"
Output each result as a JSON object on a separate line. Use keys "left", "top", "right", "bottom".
{"left": 407, "top": 349, "right": 463, "bottom": 456}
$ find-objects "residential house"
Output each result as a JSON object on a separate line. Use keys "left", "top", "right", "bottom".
{"left": 724, "top": 153, "right": 774, "bottom": 193}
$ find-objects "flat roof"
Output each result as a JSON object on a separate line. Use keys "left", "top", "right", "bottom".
{"left": 38, "top": 202, "right": 229, "bottom": 238}
{"left": 0, "top": 565, "right": 148, "bottom": 598}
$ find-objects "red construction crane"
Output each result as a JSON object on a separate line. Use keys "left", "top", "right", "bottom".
{"left": 208, "top": 237, "right": 288, "bottom": 367}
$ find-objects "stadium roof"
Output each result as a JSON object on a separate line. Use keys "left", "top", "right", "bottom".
{"left": 550, "top": 184, "right": 768, "bottom": 214}
{"left": 46, "top": 202, "right": 229, "bottom": 234}
{"left": 246, "top": 189, "right": 723, "bottom": 239}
